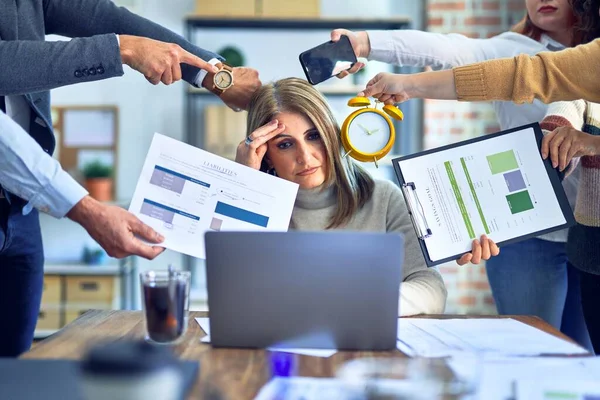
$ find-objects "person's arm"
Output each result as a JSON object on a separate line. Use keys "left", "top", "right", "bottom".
{"left": 453, "top": 38, "right": 600, "bottom": 103}
{"left": 43, "top": 0, "right": 221, "bottom": 86}
{"left": 365, "top": 30, "right": 507, "bottom": 69}
{"left": 0, "top": 111, "right": 87, "bottom": 217}
{"left": 386, "top": 183, "right": 447, "bottom": 316}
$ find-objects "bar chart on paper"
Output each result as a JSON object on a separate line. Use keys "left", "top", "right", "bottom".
{"left": 129, "top": 133, "right": 298, "bottom": 259}
{"left": 394, "top": 125, "right": 568, "bottom": 263}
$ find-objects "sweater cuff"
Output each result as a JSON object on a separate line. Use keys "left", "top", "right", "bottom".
{"left": 453, "top": 65, "right": 488, "bottom": 101}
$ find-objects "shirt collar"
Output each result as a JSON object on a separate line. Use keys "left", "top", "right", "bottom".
{"left": 539, "top": 34, "right": 567, "bottom": 51}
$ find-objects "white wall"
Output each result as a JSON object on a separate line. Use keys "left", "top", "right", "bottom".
{"left": 41, "top": 0, "right": 422, "bottom": 294}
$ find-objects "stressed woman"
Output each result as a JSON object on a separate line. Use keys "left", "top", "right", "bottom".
{"left": 235, "top": 78, "right": 499, "bottom": 316}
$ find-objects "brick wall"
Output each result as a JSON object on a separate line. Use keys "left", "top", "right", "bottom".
{"left": 425, "top": 0, "right": 526, "bottom": 314}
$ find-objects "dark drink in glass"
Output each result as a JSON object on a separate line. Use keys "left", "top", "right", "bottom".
{"left": 140, "top": 270, "right": 190, "bottom": 344}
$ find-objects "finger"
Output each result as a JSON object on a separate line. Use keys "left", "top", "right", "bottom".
{"left": 178, "top": 48, "right": 219, "bottom": 73}
{"left": 489, "top": 239, "right": 500, "bottom": 257}
{"left": 331, "top": 29, "right": 344, "bottom": 41}
{"left": 470, "top": 239, "right": 482, "bottom": 264}
{"left": 347, "top": 62, "right": 364, "bottom": 75}
{"left": 146, "top": 75, "right": 160, "bottom": 85}
{"left": 171, "top": 62, "right": 182, "bottom": 82}
{"left": 549, "top": 133, "right": 566, "bottom": 169}
{"left": 359, "top": 75, "right": 383, "bottom": 97}
{"left": 133, "top": 220, "right": 165, "bottom": 243}
{"left": 248, "top": 123, "right": 286, "bottom": 149}
{"left": 248, "top": 119, "right": 280, "bottom": 141}
{"left": 161, "top": 67, "right": 173, "bottom": 85}
{"left": 480, "top": 235, "right": 491, "bottom": 260}
{"left": 558, "top": 139, "right": 572, "bottom": 171}
{"left": 379, "top": 94, "right": 393, "bottom": 103}
{"left": 128, "top": 240, "right": 165, "bottom": 260}
{"left": 567, "top": 140, "right": 580, "bottom": 162}
{"left": 541, "top": 130, "right": 556, "bottom": 159}
{"left": 457, "top": 253, "right": 472, "bottom": 266}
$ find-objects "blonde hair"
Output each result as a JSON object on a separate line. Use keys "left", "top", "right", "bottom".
{"left": 246, "top": 78, "right": 374, "bottom": 228}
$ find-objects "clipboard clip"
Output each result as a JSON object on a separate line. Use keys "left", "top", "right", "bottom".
{"left": 401, "top": 182, "right": 433, "bottom": 240}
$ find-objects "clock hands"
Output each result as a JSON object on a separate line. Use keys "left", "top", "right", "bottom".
{"left": 358, "top": 123, "right": 380, "bottom": 135}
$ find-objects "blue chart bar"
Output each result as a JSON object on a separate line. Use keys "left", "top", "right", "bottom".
{"left": 215, "top": 201, "right": 269, "bottom": 227}
{"left": 141, "top": 199, "right": 200, "bottom": 221}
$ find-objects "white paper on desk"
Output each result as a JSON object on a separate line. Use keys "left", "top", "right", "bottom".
{"left": 516, "top": 378, "right": 600, "bottom": 400}
{"left": 448, "top": 356, "right": 600, "bottom": 400}
{"left": 254, "top": 377, "right": 353, "bottom": 400}
{"left": 195, "top": 318, "right": 337, "bottom": 358}
{"left": 396, "top": 318, "right": 588, "bottom": 357}
{"left": 129, "top": 133, "right": 299, "bottom": 259}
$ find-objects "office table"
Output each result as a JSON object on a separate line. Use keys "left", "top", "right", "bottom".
{"left": 23, "top": 310, "right": 579, "bottom": 399}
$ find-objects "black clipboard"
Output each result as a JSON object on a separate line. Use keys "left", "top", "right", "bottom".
{"left": 392, "top": 122, "right": 576, "bottom": 267}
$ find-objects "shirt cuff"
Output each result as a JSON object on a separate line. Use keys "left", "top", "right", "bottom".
{"left": 194, "top": 58, "right": 221, "bottom": 88}
{"left": 366, "top": 30, "right": 394, "bottom": 61}
{"left": 115, "top": 34, "right": 120, "bottom": 47}
{"left": 23, "top": 169, "right": 89, "bottom": 218}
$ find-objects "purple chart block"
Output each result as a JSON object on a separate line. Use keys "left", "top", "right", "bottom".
{"left": 140, "top": 201, "right": 175, "bottom": 224}
{"left": 150, "top": 168, "right": 185, "bottom": 194}
{"left": 503, "top": 170, "right": 526, "bottom": 192}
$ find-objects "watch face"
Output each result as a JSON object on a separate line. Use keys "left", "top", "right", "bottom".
{"left": 214, "top": 70, "right": 233, "bottom": 90}
{"left": 347, "top": 112, "right": 392, "bottom": 155}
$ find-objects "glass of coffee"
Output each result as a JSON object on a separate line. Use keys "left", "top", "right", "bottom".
{"left": 140, "top": 269, "right": 191, "bottom": 345}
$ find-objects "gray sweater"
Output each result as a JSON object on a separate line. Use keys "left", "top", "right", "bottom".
{"left": 290, "top": 179, "right": 447, "bottom": 316}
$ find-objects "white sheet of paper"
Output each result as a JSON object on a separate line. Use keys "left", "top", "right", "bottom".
{"left": 448, "top": 356, "right": 600, "bottom": 400}
{"left": 396, "top": 318, "right": 587, "bottom": 357}
{"left": 254, "top": 377, "right": 353, "bottom": 400}
{"left": 395, "top": 126, "right": 566, "bottom": 262}
{"left": 516, "top": 378, "right": 600, "bottom": 400}
{"left": 129, "top": 133, "right": 299, "bottom": 259}
{"left": 195, "top": 318, "right": 337, "bottom": 358}
{"left": 63, "top": 109, "right": 115, "bottom": 147}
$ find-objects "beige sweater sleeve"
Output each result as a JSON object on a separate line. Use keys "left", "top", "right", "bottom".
{"left": 386, "top": 182, "right": 447, "bottom": 316}
{"left": 453, "top": 38, "right": 600, "bottom": 104}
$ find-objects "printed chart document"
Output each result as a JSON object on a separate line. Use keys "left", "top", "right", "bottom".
{"left": 129, "top": 133, "right": 298, "bottom": 259}
{"left": 396, "top": 318, "right": 588, "bottom": 357}
{"left": 392, "top": 123, "right": 574, "bottom": 266}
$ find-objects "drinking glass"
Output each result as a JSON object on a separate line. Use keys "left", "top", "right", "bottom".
{"left": 140, "top": 270, "right": 191, "bottom": 345}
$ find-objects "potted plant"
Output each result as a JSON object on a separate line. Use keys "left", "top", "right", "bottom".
{"left": 82, "top": 160, "right": 114, "bottom": 202}
{"left": 217, "top": 46, "right": 245, "bottom": 67}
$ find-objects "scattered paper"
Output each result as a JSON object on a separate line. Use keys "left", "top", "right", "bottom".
{"left": 448, "top": 356, "right": 600, "bottom": 400}
{"left": 195, "top": 318, "right": 337, "bottom": 358}
{"left": 129, "top": 133, "right": 298, "bottom": 259}
{"left": 516, "top": 378, "right": 600, "bottom": 400}
{"left": 254, "top": 377, "right": 353, "bottom": 400}
{"left": 397, "top": 318, "right": 588, "bottom": 357}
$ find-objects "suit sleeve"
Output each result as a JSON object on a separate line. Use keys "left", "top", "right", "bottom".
{"left": 385, "top": 182, "right": 447, "bottom": 316}
{"left": 43, "top": 0, "right": 222, "bottom": 85}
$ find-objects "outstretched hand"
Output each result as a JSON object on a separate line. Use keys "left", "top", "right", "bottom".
{"left": 330, "top": 29, "right": 368, "bottom": 78}
{"left": 358, "top": 72, "right": 413, "bottom": 104}
{"left": 67, "top": 196, "right": 165, "bottom": 260}
{"left": 119, "top": 35, "right": 219, "bottom": 85}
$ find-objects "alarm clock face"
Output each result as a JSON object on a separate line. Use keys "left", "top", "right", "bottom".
{"left": 347, "top": 111, "right": 392, "bottom": 155}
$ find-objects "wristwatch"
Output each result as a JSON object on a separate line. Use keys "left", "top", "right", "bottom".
{"left": 212, "top": 63, "right": 234, "bottom": 95}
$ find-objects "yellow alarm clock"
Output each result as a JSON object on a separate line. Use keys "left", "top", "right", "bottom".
{"left": 340, "top": 97, "right": 404, "bottom": 167}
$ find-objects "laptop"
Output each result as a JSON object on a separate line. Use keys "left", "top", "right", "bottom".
{"left": 204, "top": 231, "right": 403, "bottom": 351}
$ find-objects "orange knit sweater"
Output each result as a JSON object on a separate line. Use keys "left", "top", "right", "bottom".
{"left": 453, "top": 38, "right": 600, "bottom": 104}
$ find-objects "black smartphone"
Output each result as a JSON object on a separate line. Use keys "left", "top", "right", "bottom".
{"left": 299, "top": 35, "right": 357, "bottom": 85}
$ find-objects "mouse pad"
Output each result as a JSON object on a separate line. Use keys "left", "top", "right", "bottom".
{"left": 0, "top": 358, "right": 199, "bottom": 400}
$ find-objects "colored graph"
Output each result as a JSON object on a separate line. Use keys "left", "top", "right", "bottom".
{"left": 506, "top": 191, "right": 534, "bottom": 214}
{"left": 487, "top": 150, "right": 518, "bottom": 175}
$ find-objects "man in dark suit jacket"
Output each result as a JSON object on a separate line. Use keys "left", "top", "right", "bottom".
{"left": 0, "top": 0, "right": 261, "bottom": 357}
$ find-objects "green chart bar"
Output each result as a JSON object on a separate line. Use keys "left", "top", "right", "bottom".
{"left": 460, "top": 158, "right": 490, "bottom": 234}
{"left": 487, "top": 150, "right": 519, "bottom": 175}
{"left": 445, "top": 161, "right": 476, "bottom": 239}
{"left": 506, "top": 190, "right": 534, "bottom": 214}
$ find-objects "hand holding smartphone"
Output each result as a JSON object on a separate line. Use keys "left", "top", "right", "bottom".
{"left": 299, "top": 35, "right": 357, "bottom": 85}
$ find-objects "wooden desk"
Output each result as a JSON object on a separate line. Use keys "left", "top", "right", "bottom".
{"left": 23, "top": 310, "right": 579, "bottom": 399}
